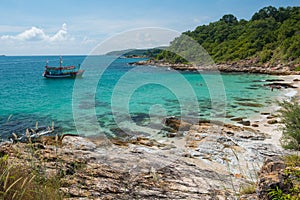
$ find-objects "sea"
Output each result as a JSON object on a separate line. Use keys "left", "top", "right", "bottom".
{"left": 0, "top": 55, "right": 282, "bottom": 140}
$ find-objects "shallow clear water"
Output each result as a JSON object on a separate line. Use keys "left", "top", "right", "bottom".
{"left": 0, "top": 56, "right": 280, "bottom": 139}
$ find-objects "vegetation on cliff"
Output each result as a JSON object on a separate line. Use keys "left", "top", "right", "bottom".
{"left": 155, "top": 6, "right": 300, "bottom": 65}
{"left": 266, "top": 155, "right": 300, "bottom": 200}
{"left": 278, "top": 99, "right": 300, "bottom": 150}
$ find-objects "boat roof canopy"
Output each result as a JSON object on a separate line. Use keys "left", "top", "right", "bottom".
{"left": 45, "top": 66, "right": 75, "bottom": 70}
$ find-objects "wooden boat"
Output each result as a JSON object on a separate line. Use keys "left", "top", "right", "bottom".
{"left": 42, "top": 57, "right": 84, "bottom": 78}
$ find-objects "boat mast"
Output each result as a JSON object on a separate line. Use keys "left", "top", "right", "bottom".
{"left": 60, "top": 56, "right": 62, "bottom": 68}
{"left": 59, "top": 56, "right": 63, "bottom": 74}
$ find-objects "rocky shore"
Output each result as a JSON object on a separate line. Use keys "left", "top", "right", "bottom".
{"left": 0, "top": 110, "right": 295, "bottom": 199}
{"left": 2, "top": 70, "right": 300, "bottom": 199}
{"left": 132, "top": 59, "right": 300, "bottom": 75}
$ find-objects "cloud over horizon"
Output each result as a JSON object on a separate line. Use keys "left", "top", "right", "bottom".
{"left": 1, "top": 23, "right": 70, "bottom": 42}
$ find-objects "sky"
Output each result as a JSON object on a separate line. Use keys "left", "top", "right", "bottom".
{"left": 0, "top": 0, "right": 299, "bottom": 55}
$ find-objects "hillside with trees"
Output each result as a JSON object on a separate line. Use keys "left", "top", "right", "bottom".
{"left": 106, "top": 48, "right": 163, "bottom": 58}
{"left": 155, "top": 6, "right": 300, "bottom": 66}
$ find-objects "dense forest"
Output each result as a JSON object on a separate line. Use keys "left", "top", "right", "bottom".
{"left": 155, "top": 6, "right": 300, "bottom": 65}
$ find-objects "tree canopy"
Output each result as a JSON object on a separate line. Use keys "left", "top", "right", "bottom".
{"left": 155, "top": 6, "right": 300, "bottom": 65}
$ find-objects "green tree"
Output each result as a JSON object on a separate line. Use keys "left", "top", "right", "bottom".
{"left": 221, "top": 14, "right": 238, "bottom": 24}
{"left": 251, "top": 6, "right": 278, "bottom": 21}
{"left": 155, "top": 6, "right": 300, "bottom": 65}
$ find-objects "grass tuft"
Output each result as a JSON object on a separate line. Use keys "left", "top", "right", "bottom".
{"left": 239, "top": 183, "right": 256, "bottom": 195}
{"left": 0, "top": 154, "right": 64, "bottom": 200}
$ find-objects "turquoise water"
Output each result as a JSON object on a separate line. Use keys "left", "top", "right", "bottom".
{"left": 0, "top": 56, "right": 280, "bottom": 139}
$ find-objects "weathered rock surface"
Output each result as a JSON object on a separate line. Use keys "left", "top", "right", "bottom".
{"left": 256, "top": 157, "right": 287, "bottom": 199}
{"left": 0, "top": 117, "right": 291, "bottom": 199}
{"left": 0, "top": 136, "right": 243, "bottom": 199}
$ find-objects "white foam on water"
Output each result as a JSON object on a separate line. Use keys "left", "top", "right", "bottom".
{"left": 285, "top": 89, "right": 297, "bottom": 98}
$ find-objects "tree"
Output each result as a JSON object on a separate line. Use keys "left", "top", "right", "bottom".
{"left": 221, "top": 14, "right": 238, "bottom": 24}
{"left": 154, "top": 6, "right": 300, "bottom": 65}
{"left": 251, "top": 6, "right": 278, "bottom": 21}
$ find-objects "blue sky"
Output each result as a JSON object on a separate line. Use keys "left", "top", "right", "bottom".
{"left": 0, "top": 0, "right": 299, "bottom": 55}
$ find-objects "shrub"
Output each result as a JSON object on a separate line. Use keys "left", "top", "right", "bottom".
{"left": 278, "top": 100, "right": 300, "bottom": 150}
{"left": 294, "top": 66, "right": 300, "bottom": 71}
{"left": 284, "top": 154, "right": 300, "bottom": 167}
{"left": 268, "top": 155, "right": 300, "bottom": 200}
{"left": 268, "top": 186, "right": 292, "bottom": 200}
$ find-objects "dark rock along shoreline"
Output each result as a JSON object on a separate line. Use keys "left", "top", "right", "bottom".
{"left": 132, "top": 59, "right": 300, "bottom": 75}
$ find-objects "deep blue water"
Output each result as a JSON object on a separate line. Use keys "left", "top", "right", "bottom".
{"left": 0, "top": 56, "right": 280, "bottom": 140}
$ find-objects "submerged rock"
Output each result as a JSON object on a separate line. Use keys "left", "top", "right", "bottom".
{"left": 261, "top": 112, "right": 271, "bottom": 115}
{"left": 164, "top": 116, "right": 192, "bottom": 131}
{"left": 264, "top": 82, "right": 298, "bottom": 89}
{"left": 236, "top": 102, "right": 263, "bottom": 108}
{"left": 238, "top": 120, "right": 251, "bottom": 126}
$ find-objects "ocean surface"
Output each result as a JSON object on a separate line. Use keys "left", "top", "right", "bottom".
{"left": 0, "top": 56, "right": 281, "bottom": 140}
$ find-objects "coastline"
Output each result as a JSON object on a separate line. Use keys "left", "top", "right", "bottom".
{"left": 131, "top": 59, "right": 300, "bottom": 150}
{"left": 250, "top": 75, "right": 300, "bottom": 149}
{"left": 248, "top": 74, "right": 300, "bottom": 148}
{"left": 131, "top": 59, "right": 300, "bottom": 151}
{"left": 132, "top": 59, "right": 300, "bottom": 75}
{"left": 1, "top": 66, "right": 300, "bottom": 198}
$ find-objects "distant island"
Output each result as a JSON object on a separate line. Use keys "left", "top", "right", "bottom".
{"left": 106, "top": 48, "right": 164, "bottom": 58}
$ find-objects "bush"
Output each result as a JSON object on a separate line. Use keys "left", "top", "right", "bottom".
{"left": 295, "top": 66, "right": 300, "bottom": 71}
{"left": 278, "top": 100, "right": 300, "bottom": 150}
{"left": 267, "top": 155, "right": 300, "bottom": 200}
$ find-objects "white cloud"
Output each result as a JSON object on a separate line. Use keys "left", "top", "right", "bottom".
{"left": 49, "top": 23, "right": 69, "bottom": 42}
{"left": 1, "top": 23, "right": 70, "bottom": 42}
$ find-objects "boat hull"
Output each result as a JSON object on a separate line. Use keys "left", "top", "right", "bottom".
{"left": 42, "top": 70, "right": 84, "bottom": 79}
